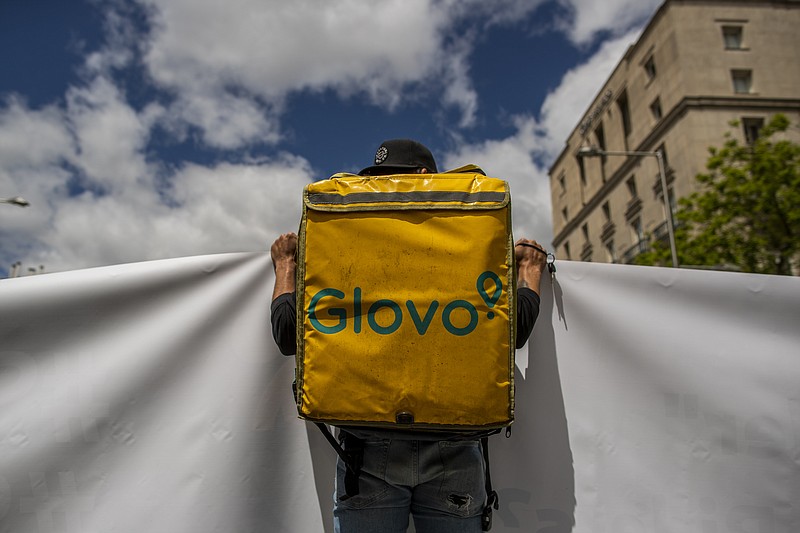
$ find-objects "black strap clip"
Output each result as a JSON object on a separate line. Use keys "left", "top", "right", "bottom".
{"left": 546, "top": 253, "right": 556, "bottom": 274}
{"left": 516, "top": 242, "right": 556, "bottom": 274}
{"left": 481, "top": 490, "right": 499, "bottom": 531}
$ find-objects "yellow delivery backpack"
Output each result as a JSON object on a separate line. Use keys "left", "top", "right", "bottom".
{"left": 296, "top": 165, "right": 517, "bottom": 431}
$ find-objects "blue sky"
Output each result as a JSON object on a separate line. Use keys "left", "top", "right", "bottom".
{"left": 0, "top": 0, "right": 662, "bottom": 274}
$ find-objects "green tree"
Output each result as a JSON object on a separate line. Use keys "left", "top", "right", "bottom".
{"left": 637, "top": 114, "right": 800, "bottom": 275}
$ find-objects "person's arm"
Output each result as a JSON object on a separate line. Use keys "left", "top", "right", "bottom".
{"left": 514, "top": 238, "right": 548, "bottom": 349}
{"left": 270, "top": 233, "right": 298, "bottom": 355}
{"left": 271, "top": 232, "right": 297, "bottom": 300}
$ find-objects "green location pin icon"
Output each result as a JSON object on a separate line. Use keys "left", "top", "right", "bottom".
{"left": 477, "top": 271, "right": 502, "bottom": 320}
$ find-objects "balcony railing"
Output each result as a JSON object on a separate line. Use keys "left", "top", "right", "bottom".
{"left": 622, "top": 240, "right": 649, "bottom": 264}
{"left": 625, "top": 197, "right": 642, "bottom": 221}
{"left": 652, "top": 220, "right": 671, "bottom": 243}
{"left": 580, "top": 242, "right": 593, "bottom": 262}
{"left": 654, "top": 218, "right": 683, "bottom": 242}
{"left": 601, "top": 220, "right": 615, "bottom": 242}
{"left": 651, "top": 167, "right": 675, "bottom": 197}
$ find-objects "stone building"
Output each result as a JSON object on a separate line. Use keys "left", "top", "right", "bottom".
{"left": 548, "top": 0, "right": 800, "bottom": 265}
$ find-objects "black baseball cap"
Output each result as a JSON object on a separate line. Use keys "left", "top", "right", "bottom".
{"left": 358, "top": 139, "right": 438, "bottom": 176}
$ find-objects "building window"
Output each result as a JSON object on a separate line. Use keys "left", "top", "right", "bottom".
{"left": 669, "top": 187, "right": 676, "bottom": 215}
{"left": 630, "top": 217, "right": 644, "bottom": 243}
{"left": 594, "top": 123, "right": 607, "bottom": 151}
{"left": 644, "top": 55, "right": 657, "bottom": 80}
{"left": 563, "top": 242, "right": 571, "bottom": 260}
{"left": 722, "top": 26, "right": 743, "bottom": 49}
{"left": 582, "top": 223, "right": 589, "bottom": 241}
{"left": 731, "top": 69, "right": 752, "bottom": 94}
{"left": 617, "top": 90, "right": 632, "bottom": 140}
{"left": 742, "top": 117, "right": 764, "bottom": 144}
{"left": 650, "top": 97, "right": 663, "bottom": 120}
{"left": 602, "top": 201, "right": 611, "bottom": 222}
{"left": 562, "top": 206, "right": 569, "bottom": 222}
{"left": 577, "top": 156, "right": 587, "bottom": 187}
{"left": 605, "top": 240, "right": 617, "bottom": 263}
{"left": 626, "top": 176, "right": 638, "bottom": 198}
{"left": 594, "top": 123, "right": 607, "bottom": 181}
{"left": 558, "top": 173, "right": 566, "bottom": 194}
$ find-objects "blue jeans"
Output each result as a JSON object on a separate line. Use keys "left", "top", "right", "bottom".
{"left": 333, "top": 436, "right": 486, "bottom": 533}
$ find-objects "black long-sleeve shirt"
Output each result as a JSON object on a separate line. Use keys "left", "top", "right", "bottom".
{"left": 271, "top": 288, "right": 541, "bottom": 355}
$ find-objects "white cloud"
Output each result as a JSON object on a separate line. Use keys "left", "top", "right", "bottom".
{"left": 0, "top": 98, "right": 73, "bottom": 171}
{"left": 0, "top": 98, "right": 76, "bottom": 254}
{"left": 537, "top": 29, "right": 641, "bottom": 157}
{"left": 557, "top": 0, "right": 660, "bottom": 45}
{"left": 138, "top": 0, "right": 469, "bottom": 143}
{"left": 3, "top": 0, "right": 520, "bottom": 273}
{"left": 166, "top": 90, "right": 280, "bottom": 150}
{"left": 65, "top": 77, "right": 156, "bottom": 192}
{"left": 439, "top": 0, "right": 547, "bottom": 28}
{"left": 440, "top": 34, "right": 479, "bottom": 128}
{"left": 142, "top": 0, "right": 444, "bottom": 96}
{"left": 442, "top": 116, "right": 553, "bottom": 245}
{"left": 127, "top": 0, "right": 656, "bottom": 146}
{"left": 33, "top": 157, "right": 309, "bottom": 271}
{"left": 440, "top": 29, "right": 642, "bottom": 247}
{"left": 164, "top": 157, "right": 310, "bottom": 254}
{"left": 132, "top": 0, "right": 559, "bottom": 143}
{"left": 0, "top": 76, "right": 312, "bottom": 273}
{"left": 99, "top": 0, "right": 652, "bottom": 150}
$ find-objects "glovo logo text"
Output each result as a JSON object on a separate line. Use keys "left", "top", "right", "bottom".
{"left": 308, "top": 271, "right": 503, "bottom": 337}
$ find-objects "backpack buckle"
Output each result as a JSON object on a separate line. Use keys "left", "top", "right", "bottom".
{"left": 395, "top": 411, "right": 414, "bottom": 424}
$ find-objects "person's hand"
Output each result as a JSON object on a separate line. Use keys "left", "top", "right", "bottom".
{"left": 514, "top": 238, "right": 547, "bottom": 294}
{"left": 270, "top": 232, "right": 297, "bottom": 270}
{"left": 515, "top": 238, "right": 547, "bottom": 272}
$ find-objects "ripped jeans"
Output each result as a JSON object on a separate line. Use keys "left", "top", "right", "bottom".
{"left": 333, "top": 436, "right": 486, "bottom": 533}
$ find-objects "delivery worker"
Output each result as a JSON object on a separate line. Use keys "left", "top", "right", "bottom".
{"left": 270, "top": 139, "right": 547, "bottom": 533}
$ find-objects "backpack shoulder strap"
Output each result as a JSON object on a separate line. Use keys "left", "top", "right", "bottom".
{"left": 314, "top": 423, "right": 363, "bottom": 500}
{"left": 481, "top": 435, "right": 499, "bottom": 531}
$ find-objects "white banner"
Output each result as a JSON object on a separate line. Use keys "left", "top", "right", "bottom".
{"left": 1, "top": 254, "right": 798, "bottom": 532}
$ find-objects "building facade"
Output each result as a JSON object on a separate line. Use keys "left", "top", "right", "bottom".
{"left": 549, "top": 0, "right": 800, "bottom": 266}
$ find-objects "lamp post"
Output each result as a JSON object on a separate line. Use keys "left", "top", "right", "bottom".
{"left": 577, "top": 146, "right": 679, "bottom": 268}
{"left": 0, "top": 196, "right": 30, "bottom": 208}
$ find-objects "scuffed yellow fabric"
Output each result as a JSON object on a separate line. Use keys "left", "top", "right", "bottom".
{"left": 297, "top": 169, "right": 515, "bottom": 430}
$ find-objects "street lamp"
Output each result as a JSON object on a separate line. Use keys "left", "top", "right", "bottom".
{"left": 0, "top": 196, "right": 30, "bottom": 208}
{"left": 577, "top": 146, "right": 679, "bottom": 268}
